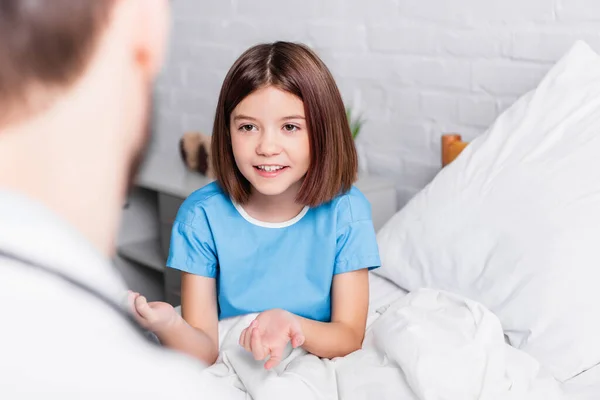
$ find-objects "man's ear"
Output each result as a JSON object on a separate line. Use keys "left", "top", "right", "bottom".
{"left": 119, "top": 0, "right": 170, "bottom": 81}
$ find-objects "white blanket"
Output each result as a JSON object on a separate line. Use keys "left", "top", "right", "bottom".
{"left": 196, "top": 289, "right": 564, "bottom": 400}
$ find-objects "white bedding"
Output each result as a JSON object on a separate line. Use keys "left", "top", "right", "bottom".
{"left": 374, "top": 41, "right": 600, "bottom": 382}
{"left": 367, "top": 272, "right": 407, "bottom": 319}
{"left": 561, "top": 366, "right": 600, "bottom": 400}
{"left": 193, "top": 273, "right": 596, "bottom": 400}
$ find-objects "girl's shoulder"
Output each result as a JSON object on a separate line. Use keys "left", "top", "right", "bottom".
{"left": 319, "top": 186, "right": 373, "bottom": 228}
{"left": 175, "top": 181, "right": 230, "bottom": 223}
{"left": 185, "top": 181, "right": 225, "bottom": 204}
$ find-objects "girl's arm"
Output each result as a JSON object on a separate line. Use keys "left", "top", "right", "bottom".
{"left": 297, "top": 268, "right": 369, "bottom": 358}
{"left": 154, "top": 272, "right": 219, "bottom": 365}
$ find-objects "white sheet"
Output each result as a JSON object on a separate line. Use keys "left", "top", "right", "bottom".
{"left": 561, "top": 365, "right": 600, "bottom": 399}
{"left": 196, "top": 279, "right": 568, "bottom": 400}
{"left": 367, "top": 272, "right": 407, "bottom": 324}
{"left": 367, "top": 275, "right": 600, "bottom": 400}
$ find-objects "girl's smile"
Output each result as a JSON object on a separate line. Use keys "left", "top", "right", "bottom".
{"left": 254, "top": 164, "right": 289, "bottom": 177}
{"left": 230, "top": 85, "right": 310, "bottom": 200}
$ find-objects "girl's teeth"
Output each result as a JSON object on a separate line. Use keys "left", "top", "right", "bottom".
{"left": 259, "top": 166, "right": 283, "bottom": 172}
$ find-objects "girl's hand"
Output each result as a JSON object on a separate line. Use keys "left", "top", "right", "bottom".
{"left": 128, "top": 291, "right": 181, "bottom": 334}
{"left": 239, "top": 309, "right": 305, "bottom": 370}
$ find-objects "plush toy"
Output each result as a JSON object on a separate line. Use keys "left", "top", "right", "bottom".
{"left": 179, "top": 131, "right": 214, "bottom": 178}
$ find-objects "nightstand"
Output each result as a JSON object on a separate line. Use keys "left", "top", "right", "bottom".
{"left": 117, "top": 150, "right": 398, "bottom": 306}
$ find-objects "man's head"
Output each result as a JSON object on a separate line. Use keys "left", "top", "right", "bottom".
{"left": 0, "top": 1, "right": 106, "bottom": 124}
{"left": 0, "top": 0, "right": 170, "bottom": 255}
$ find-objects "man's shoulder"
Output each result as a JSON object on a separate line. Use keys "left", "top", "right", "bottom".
{"left": 0, "top": 271, "right": 234, "bottom": 398}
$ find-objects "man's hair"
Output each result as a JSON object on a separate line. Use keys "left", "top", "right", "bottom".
{"left": 0, "top": 0, "right": 114, "bottom": 125}
{"left": 211, "top": 41, "right": 358, "bottom": 207}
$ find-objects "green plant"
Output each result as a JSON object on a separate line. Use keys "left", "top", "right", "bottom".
{"left": 346, "top": 107, "right": 365, "bottom": 140}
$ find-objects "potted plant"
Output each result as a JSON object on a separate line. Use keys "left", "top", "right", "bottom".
{"left": 346, "top": 106, "right": 368, "bottom": 174}
{"left": 346, "top": 106, "right": 364, "bottom": 140}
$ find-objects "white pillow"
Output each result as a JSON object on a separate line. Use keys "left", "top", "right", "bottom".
{"left": 374, "top": 41, "right": 600, "bottom": 382}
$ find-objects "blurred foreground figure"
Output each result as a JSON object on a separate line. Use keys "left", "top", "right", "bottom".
{"left": 0, "top": 1, "right": 236, "bottom": 398}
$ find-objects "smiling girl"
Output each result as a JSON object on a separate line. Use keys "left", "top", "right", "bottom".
{"left": 129, "top": 42, "right": 381, "bottom": 369}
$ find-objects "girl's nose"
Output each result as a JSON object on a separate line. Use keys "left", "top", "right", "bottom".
{"left": 256, "top": 131, "right": 281, "bottom": 157}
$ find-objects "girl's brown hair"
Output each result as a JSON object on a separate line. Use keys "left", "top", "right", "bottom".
{"left": 211, "top": 41, "right": 358, "bottom": 207}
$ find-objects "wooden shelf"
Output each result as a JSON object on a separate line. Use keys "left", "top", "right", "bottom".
{"left": 118, "top": 238, "right": 166, "bottom": 273}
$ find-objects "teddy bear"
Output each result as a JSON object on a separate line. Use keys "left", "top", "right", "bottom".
{"left": 178, "top": 131, "right": 214, "bottom": 178}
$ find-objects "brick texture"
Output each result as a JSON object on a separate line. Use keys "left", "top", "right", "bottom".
{"left": 155, "top": 0, "right": 600, "bottom": 208}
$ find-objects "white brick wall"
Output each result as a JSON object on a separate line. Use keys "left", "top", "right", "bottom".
{"left": 154, "top": 0, "right": 600, "bottom": 208}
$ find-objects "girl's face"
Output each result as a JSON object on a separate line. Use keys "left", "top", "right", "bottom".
{"left": 230, "top": 85, "right": 310, "bottom": 200}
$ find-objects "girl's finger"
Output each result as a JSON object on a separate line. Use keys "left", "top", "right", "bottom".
{"left": 291, "top": 332, "right": 305, "bottom": 348}
{"left": 127, "top": 291, "right": 136, "bottom": 305}
{"left": 128, "top": 292, "right": 141, "bottom": 314}
{"left": 134, "top": 296, "right": 153, "bottom": 320}
{"left": 264, "top": 346, "right": 283, "bottom": 370}
{"left": 243, "top": 325, "right": 253, "bottom": 352}
{"left": 239, "top": 328, "right": 247, "bottom": 348}
{"left": 250, "top": 327, "right": 265, "bottom": 361}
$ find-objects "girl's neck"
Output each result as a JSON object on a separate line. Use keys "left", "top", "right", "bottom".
{"left": 243, "top": 183, "right": 306, "bottom": 224}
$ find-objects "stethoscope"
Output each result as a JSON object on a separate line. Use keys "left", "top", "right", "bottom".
{"left": 0, "top": 248, "right": 160, "bottom": 345}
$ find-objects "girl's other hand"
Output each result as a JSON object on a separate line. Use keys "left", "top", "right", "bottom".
{"left": 128, "top": 290, "right": 181, "bottom": 334}
{"left": 238, "top": 309, "right": 305, "bottom": 370}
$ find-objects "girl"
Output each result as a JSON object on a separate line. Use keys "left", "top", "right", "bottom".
{"left": 129, "top": 41, "right": 381, "bottom": 370}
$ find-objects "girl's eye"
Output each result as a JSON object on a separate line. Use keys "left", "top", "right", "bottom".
{"left": 240, "top": 124, "right": 256, "bottom": 132}
{"left": 283, "top": 124, "right": 299, "bottom": 132}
